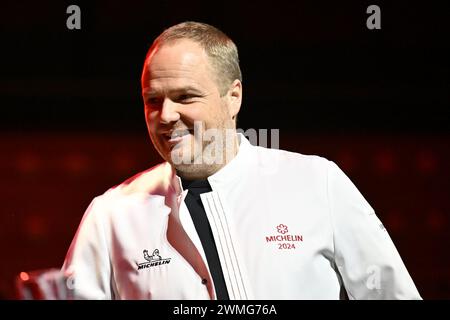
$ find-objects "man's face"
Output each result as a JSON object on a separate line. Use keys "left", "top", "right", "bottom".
{"left": 141, "top": 39, "right": 239, "bottom": 179}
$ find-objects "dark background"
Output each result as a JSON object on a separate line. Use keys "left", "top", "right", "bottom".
{"left": 0, "top": 0, "right": 449, "bottom": 299}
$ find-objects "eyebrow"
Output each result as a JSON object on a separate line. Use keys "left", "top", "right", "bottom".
{"left": 142, "top": 86, "right": 204, "bottom": 97}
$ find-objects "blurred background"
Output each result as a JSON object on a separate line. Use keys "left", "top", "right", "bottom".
{"left": 0, "top": 0, "right": 449, "bottom": 299}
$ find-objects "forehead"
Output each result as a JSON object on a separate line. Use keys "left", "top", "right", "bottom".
{"left": 142, "top": 40, "right": 216, "bottom": 92}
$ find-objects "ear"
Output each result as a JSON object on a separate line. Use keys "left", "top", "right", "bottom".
{"left": 226, "top": 79, "right": 242, "bottom": 120}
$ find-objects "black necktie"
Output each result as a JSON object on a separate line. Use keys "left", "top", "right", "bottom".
{"left": 181, "top": 178, "right": 230, "bottom": 300}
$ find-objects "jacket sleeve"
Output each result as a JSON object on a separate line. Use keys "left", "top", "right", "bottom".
{"left": 61, "top": 196, "right": 115, "bottom": 299}
{"left": 327, "top": 161, "right": 421, "bottom": 299}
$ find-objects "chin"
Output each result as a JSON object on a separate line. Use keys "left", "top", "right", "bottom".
{"left": 168, "top": 147, "right": 194, "bottom": 167}
{"left": 174, "top": 164, "right": 209, "bottom": 180}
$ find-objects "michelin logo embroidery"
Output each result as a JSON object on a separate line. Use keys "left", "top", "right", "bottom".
{"left": 265, "top": 224, "right": 303, "bottom": 250}
{"left": 137, "top": 249, "right": 171, "bottom": 270}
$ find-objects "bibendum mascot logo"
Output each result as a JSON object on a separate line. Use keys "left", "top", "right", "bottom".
{"left": 144, "top": 249, "right": 162, "bottom": 261}
{"left": 137, "top": 249, "right": 171, "bottom": 270}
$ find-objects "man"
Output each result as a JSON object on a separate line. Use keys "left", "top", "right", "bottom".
{"left": 62, "top": 21, "right": 421, "bottom": 299}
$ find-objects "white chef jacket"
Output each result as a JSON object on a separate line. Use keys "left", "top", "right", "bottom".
{"left": 62, "top": 134, "right": 421, "bottom": 300}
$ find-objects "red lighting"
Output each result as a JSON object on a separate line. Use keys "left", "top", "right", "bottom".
{"left": 62, "top": 153, "right": 90, "bottom": 175}
{"left": 16, "top": 152, "right": 41, "bottom": 174}
{"left": 24, "top": 215, "right": 47, "bottom": 239}
{"left": 426, "top": 210, "right": 447, "bottom": 232}
{"left": 374, "top": 151, "right": 395, "bottom": 174}
{"left": 19, "top": 272, "right": 30, "bottom": 282}
{"left": 384, "top": 210, "right": 403, "bottom": 233}
{"left": 416, "top": 152, "right": 437, "bottom": 174}
{"left": 336, "top": 151, "right": 357, "bottom": 173}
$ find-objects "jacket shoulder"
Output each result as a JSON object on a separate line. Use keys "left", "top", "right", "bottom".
{"left": 99, "top": 162, "right": 172, "bottom": 200}
{"left": 252, "top": 144, "right": 332, "bottom": 173}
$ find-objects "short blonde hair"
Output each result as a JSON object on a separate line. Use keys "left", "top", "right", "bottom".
{"left": 145, "top": 21, "right": 242, "bottom": 96}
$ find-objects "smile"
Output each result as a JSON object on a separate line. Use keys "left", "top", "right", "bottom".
{"left": 164, "top": 129, "right": 192, "bottom": 145}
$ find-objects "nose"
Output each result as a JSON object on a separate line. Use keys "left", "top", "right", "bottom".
{"left": 159, "top": 98, "right": 180, "bottom": 124}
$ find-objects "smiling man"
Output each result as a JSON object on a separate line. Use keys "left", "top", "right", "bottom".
{"left": 141, "top": 34, "right": 242, "bottom": 179}
{"left": 62, "top": 22, "right": 421, "bottom": 300}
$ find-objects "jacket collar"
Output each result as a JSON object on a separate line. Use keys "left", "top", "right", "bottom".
{"left": 174, "top": 133, "right": 253, "bottom": 193}
{"left": 207, "top": 133, "right": 253, "bottom": 190}
{"left": 118, "top": 133, "right": 253, "bottom": 198}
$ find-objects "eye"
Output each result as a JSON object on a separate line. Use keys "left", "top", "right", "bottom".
{"left": 176, "top": 94, "right": 196, "bottom": 103}
{"left": 145, "top": 97, "right": 162, "bottom": 107}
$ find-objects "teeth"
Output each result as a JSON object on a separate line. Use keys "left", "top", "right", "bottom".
{"left": 167, "top": 130, "right": 189, "bottom": 138}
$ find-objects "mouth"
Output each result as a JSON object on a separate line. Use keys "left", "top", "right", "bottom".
{"left": 163, "top": 129, "right": 192, "bottom": 145}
